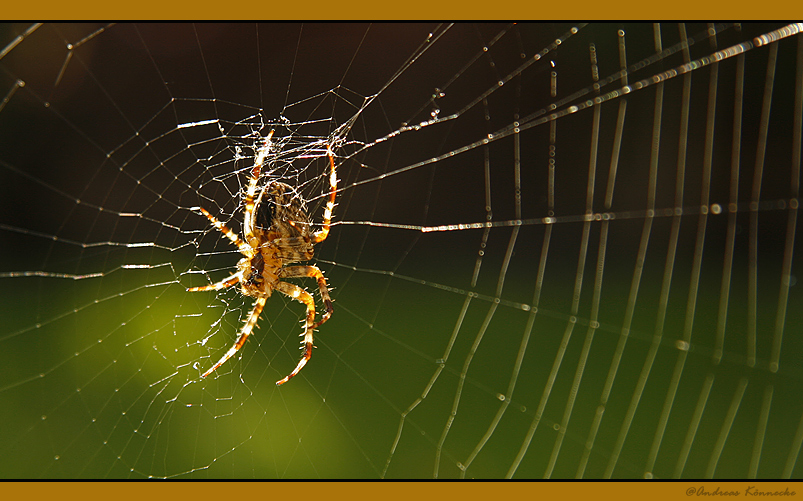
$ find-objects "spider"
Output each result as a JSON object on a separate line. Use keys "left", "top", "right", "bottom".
{"left": 189, "top": 130, "right": 337, "bottom": 386}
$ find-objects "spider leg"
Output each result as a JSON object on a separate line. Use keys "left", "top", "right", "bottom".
{"left": 196, "top": 207, "right": 249, "bottom": 251}
{"left": 244, "top": 130, "right": 275, "bottom": 241}
{"left": 280, "top": 265, "right": 333, "bottom": 329}
{"left": 187, "top": 272, "right": 241, "bottom": 292}
{"left": 274, "top": 281, "right": 317, "bottom": 386}
{"left": 311, "top": 145, "right": 337, "bottom": 244}
{"left": 201, "top": 295, "right": 268, "bottom": 378}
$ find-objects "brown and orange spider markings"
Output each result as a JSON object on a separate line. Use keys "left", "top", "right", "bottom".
{"left": 188, "top": 130, "right": 337, "bottom": 386}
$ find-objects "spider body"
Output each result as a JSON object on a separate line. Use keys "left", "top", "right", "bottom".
{"left": 237, "top": 182, "right": 310, "bottom": 292}
{"left": 189, "top": 131, "right": 336, "bottom": 386}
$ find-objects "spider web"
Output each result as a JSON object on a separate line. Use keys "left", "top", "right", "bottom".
{"left": 0, "top": 22, "right": 801, "bottom": 479}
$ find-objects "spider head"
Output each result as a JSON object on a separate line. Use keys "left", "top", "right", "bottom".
{"left": 245, "top": 252, "right": 265, "bottom": 287}
{"left": 235, "top": 249, "right": 262, "bottom": 287}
